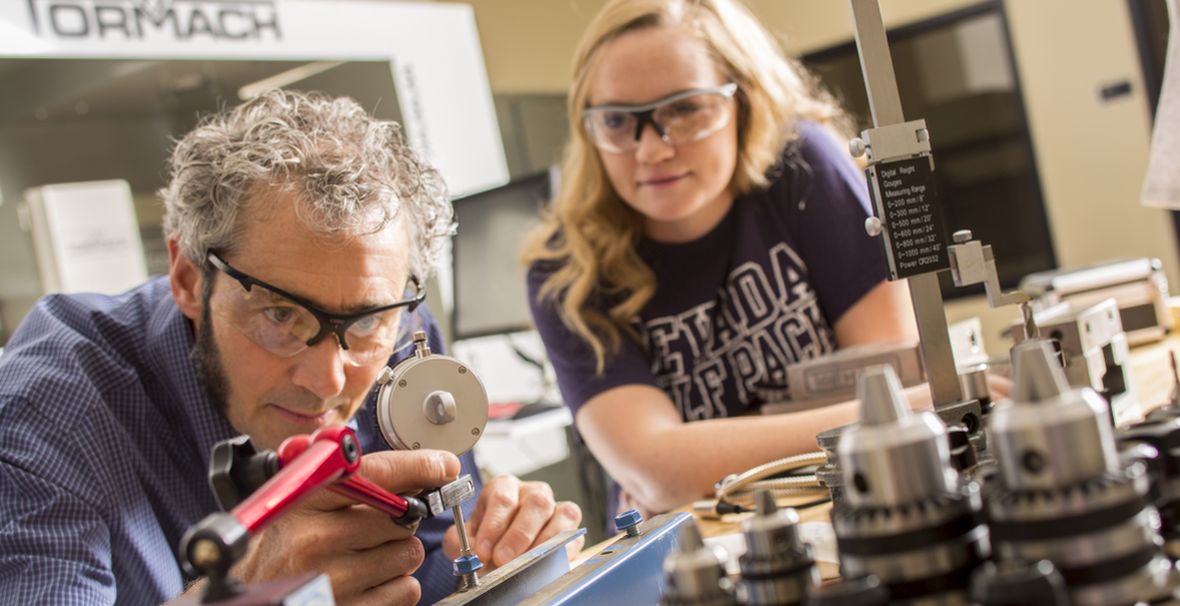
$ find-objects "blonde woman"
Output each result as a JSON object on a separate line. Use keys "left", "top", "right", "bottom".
{"left": 522, "top": 0, "right": 922, "bottom": 519}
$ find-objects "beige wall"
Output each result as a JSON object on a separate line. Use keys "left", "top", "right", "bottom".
{"left": 450, "top": 0, "right": 1180, "bottom": 353}
{"left": 955, "top": 0, "right": 1178, "bottom": 351}
{"left": 1005, "top": 0, "right": 1176, "bottom": 280}
{"left": 448, "top": 0, "right": 982, "bottom": 93}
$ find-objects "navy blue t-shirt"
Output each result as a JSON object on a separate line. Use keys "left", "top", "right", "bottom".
{"left": 528, "top": 122, "right": 888, "bottom": 422}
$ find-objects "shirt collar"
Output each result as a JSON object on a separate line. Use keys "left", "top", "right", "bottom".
{"left": 144, "top": 281, "right": 238, "bottom": 472}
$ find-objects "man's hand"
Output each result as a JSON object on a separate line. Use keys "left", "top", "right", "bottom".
{"left": 443, "top": 475, "right": 584, "bottom": 569}
{"left": 228, "top": 449, "right": 460, "bottom": 606}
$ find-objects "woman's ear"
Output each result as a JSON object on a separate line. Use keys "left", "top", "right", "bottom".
{"left": 168, "top": 237, "right": 204, "bottom": 322}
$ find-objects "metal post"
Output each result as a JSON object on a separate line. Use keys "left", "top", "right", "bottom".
{"left": 849, "top": 0, "right": 963, "bottom": 406}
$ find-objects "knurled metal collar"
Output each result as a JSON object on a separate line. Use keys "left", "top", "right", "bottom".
{"left": 831, "top": 480, "right": 982, "bottom": 538}
{"left": 983, "top": 461, "right": 1150, "bottom": 523}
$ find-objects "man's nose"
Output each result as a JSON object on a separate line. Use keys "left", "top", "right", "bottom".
{"left": 289, "top": 334, "right": 348, "bottom": 400}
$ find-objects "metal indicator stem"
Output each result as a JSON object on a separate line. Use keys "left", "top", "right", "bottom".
{"left": 849, "top": 0, "right": 962, "bottom": 405}
{"left": 453, "top": 505, "right": 481, "bottom": 591}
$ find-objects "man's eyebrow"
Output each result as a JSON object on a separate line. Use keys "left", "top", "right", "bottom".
{"left": 341, "top": 299, "right": 397, "bottom": 314}
{"left": 258, "top": 282, "right": 398, "bottom": 315}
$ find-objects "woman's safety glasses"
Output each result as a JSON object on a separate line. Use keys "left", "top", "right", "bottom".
{"left": 206, "top": 252, "right": 424, "bottom": 366}
{"left": 582, "top": 83, "right": 739, "bottom": 154}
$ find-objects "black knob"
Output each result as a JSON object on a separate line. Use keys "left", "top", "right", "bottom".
{"left": 208, "top": 436, "right": 278, "bottom": 511}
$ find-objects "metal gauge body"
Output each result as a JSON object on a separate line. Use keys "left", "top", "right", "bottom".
{"left": 375, "top": 333, "right": 489, "bottom": 455}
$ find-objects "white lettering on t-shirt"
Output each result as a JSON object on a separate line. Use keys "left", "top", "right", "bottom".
{"left": 646, "top": 243, "right": 835, "bottom": 420}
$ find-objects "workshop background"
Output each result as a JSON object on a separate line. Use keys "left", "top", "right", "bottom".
{"left": 0, "top": 0, "right": 1175, "bottom": 543}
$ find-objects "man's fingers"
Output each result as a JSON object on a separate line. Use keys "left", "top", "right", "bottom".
{"left": 565, "top": 535, "right": 588, "bottom": 563}
{"left": 488, "top": 482, "right": 557, "bottom": 567}
{"left": 296, "top": 449, "right": 459, "bottom": 515}
{"left": 359, "top": 449, "right": 461, "bottom": 494}
{"left": 287, "top": 504, "right": 415, "bottom": 552}
{"left": 472, "top": 475, "right": 522, "bottom": 563}
{"left": 533, "top": 501, "right": 583, "bottom": 556}
{"left": 226, "top": 449, "right": 442, "bottom": 606}
{"left": 355, "top": 575, "right": 421, "bottom": 606}
{"left": 324, "top": 536, "right": 425, "bottom": 600}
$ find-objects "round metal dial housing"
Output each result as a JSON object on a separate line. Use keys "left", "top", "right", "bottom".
{"left": 376, "top": 354, "right": 489, "bottom": 455}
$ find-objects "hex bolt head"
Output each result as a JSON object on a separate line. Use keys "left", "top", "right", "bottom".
{"left": 615, "top": 509, "right": 643, "bottom": 537}
{"left": 452, "top": 554, "right": 483, "bottom": 576}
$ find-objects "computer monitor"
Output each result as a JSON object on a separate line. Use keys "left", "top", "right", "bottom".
{"left": 451, "top": 168, "right": 556, "bottom": 341}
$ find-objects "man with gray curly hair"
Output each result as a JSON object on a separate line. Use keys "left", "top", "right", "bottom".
{"left": 0, "top": 90, "right": 582, "bottom": 605}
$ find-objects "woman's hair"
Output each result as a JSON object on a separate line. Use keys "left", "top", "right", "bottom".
{"left": 521, "top": 0, "right": 851, "bottom": 372}
{"left": 160, "top": 89, "right": 453, "bottom": 283}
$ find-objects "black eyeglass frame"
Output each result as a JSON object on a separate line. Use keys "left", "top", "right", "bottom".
{"left": 582, "top": 82, "right": 740, "bottom": 147}
{"left": 206, "top": 251, "right": 425, "bottom": 352}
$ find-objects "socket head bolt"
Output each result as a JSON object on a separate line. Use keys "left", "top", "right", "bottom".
{"left": 952, "top": 229, "right": 974, "bottom": 244}
{"left": 615, "top": 509, "right": 643, "bottom": 537}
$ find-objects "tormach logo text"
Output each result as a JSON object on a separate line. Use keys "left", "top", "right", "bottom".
{"left": 28, "top": 0, "right": 282, "bottom": 42}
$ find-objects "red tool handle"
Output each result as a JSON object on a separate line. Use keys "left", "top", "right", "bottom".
{"left": 179, "top": 425, "right": 429, "bottom": 587}
{"left": 274, "top": 428, "right": 415, "bottom": 519}
{"left": 331, "top": 474, "right": 413, "bottom": 518}
{"left": 232, "top": 426, "right": 361, "bottom": 532}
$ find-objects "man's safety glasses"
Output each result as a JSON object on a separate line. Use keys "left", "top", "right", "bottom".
{"left": 206, "top": 252, "right": 425, "bottom": 366}
{"left": 582, "top": 83, "right": 739, "bottom": 154}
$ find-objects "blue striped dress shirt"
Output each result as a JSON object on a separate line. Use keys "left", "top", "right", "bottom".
{"left": 0, "top": 277, "right": 479, "bottom": 605}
